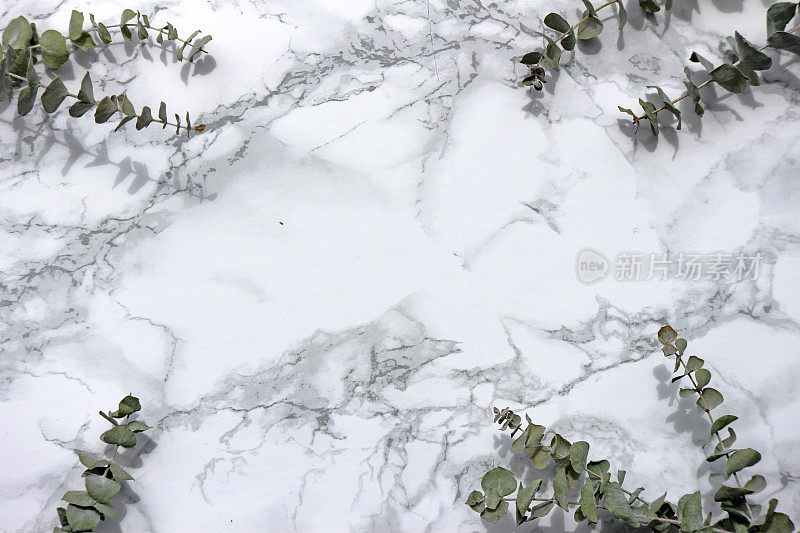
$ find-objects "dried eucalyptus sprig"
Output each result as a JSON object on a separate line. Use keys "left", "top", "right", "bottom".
{"left": 1, "top": 10, "right": 210, "bottom": 136}
{"left": 519, "top": 0, "right": 673, "bottom": 90}
{"left": 53, "top": 395, "right": 151, "bottom": 533}
{"left": 620, "top": 1, "right": 800, "bottom": 136}
{"left": 467, "top": 327, "right": 795, "bottom": 532}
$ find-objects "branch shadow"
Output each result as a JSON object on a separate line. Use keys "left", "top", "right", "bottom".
{"left": 0, "top": 113, "right": 215, "bottom": 201}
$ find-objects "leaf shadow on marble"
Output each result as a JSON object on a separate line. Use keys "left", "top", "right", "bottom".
{"left": 0, "top": 114, "right": 214, "bottom": 200}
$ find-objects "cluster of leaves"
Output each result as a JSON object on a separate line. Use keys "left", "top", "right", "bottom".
{"left": 520, "top": 0, "right": 673, "bottom": 90}
{"left": 54, "top": 395, "right": 151, "bottom": 533}
{"left": 1, "top": 10, "right": 210, "bottom": 136}
{"left": 467, "top": 326, "right": 795, "bottom": 532}
{"left": 620, "top": 1, "right": 800, "bottom": 136}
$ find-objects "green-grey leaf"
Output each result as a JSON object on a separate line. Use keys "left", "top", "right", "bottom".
{"left": 69, "top": 101, "right": 94, "bottom": 117}
{"left": 516, "top": 479, "right": 542, "bottom": 521}
{"left": 41, "top": 77, "right": 69, "bottom": 113}
{"left": 744, "top": 474, "right": 766, "bottom": 493}
{"left": 675, "top": 338, "right": 687, "bottom": 353}
{"left": 679, "top": 388, "right": 695, "bottom": 398}
{"left": 639, "top": 0, "right": 661, "bottom": 13}
{"left": 121, "top": 9, "right": 137, "bottom": 25}
{"left": 136, "top": 105, "right": 153, "bottom": 130}
{"left": 604, "top": 482, "right": 639, "bottom": 527}
{"left": 62, "top": 490, "right": 96, "bottom": 506}
{"left": 77, "top": 72, "right": 94, "bottom": 103}
{"left": 689, "top": 52, "right": 714, "bottom": 72}
{"left": 618, "top": 3, "right": 628, "bottom": 29}
{"left": 17, "top": 85, "right": 38, "bottom": 116}
{"left": 112, "top": 395, "right": 141, "bottom": 417}
{"left": 465, "top": 490, "right": 485, "bottom": 512}
{"left": 581, "top": 0, "right": 597, "bottom": 16}
{"left": 69, "top": 11, "right": 84, "bottom": 41}
{"left": 0, "top": 52, "right": 9, "bottom": 103}
{"left": 127, "top": 421, "right": 150, "bottom": 432}
{"left": 569, "top": 441, "right": 589, "bottom": 473}
{"left": 93, "top": 501, "right": 117, "bottom": 519}
{"left": 710, "top": 414, "right": 738, "bottom": 435}
{"left": 714, "top": 485, "right": 753, "bottom": 502}
{"left": 480, "top": 500, "right": 509, "bottom": 523}
{"left": 85, "top": 473, "right": 120, "bottom": 503}
{"left": 40, "top": 30, "right": 69, "bottom": 68}
{"left": 768, "top": 31, "right": 800, "bottom": 55}
{"left": 3, "top": 16, "right": 33, "bottom": 50}
{"left": 697, "top": 388, "right": 724, "bottom": 412}
{"left": 97, "top": 23, "right": 112, "bottom": 44}
{"left": 553, "top": 467, "right": 569, "bottom": 510}
{"left": 177, "top": 30, "right": 201, "bottom": 61}
{"left": 481, "top": 466, "right": 517, "bottom": 497}
{"left": 72, "top": 32, "right": 96, "bottom": 51}
{"left": 695, "top": 368, "right": 711, "bottom": 388}
{"left": 117, "top": 94, "right": 135, "bottom": 116}
{"left": 726, "top": 448, "right": 761, "bottom": 475}
{"left": 113, "top": 115, "right": 133, "bottom": 131}
{"left": 577, "top": 16, "right": 603, "bottom": 40}
{"left": 709, "top": 63, "right": 750, "bottom": 93}
{"left": 520, "top": 51, "right": 543, "bottom": 65}
{"left": 639, "top": 99, "right": 659, "bottom": 136}
{"left": 65, "top": 504, "right": 101, "bottom": 531}
{"left": 100, "top": 424, "right": 137, "bottom": 447}
{"left": 544, "top": 13, "right": 570, "bottom": 33}
{"left": 579, "top": 482, "right": 599, "bottom": 523}
{"left": 109, "top": 462, "right": 134, "bottom": 480}
{"left": 685, "top": 355, "right": 704, "bottom": 371}
{"left": 680, "top": 491, "right": 703, "bottom": 532}
{"left": 658, "top": 325, "right": 678, "bottom": 344}
{"left": 767, "top": 2, "right": 797, "bottom": 35}
{"left": 187, "top": 35, "right": 212, "bottom": 61}
{"left": 735, "top": 32, "right": 772, "bottom": 71}
{"left": 94, "top": 96, "right": 117, "bottom": 124}
{"left": 485, "top": 487, "right": 501, "bottom": 510}
{"left": 57, "top": 506, "right": 68, "bottom": 526}
{"left": 137, "top": 22, "right": 148, "bottom": 40}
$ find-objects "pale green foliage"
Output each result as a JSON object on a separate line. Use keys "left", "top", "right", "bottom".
{"left": 621, "top": 1, "right": 800, "bottom": 136}
{"left": 1, "top": 9, "right": 210, "bottom": 137}
{"left": 520, "top": 0, "right": 673, "bottom": 90}
{"left": 468, "top": 327, "right": 795, "bottom": 533}
{"left": 53, "top": 395, "right": 150, "bottom": 533}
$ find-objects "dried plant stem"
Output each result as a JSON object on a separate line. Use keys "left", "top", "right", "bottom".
{"left": 674, "top": 353, "right": 755, "bottom": 521}
{"left": 7, "top": 72, "right": 196, "bottom": 132}
{"left": 86, "top": 22, "right": 209, "bottom": 56}
{"left": 533, "top": 0, "right": 623, "bottom": 69}
{"left": 633, "top": 23, "right": 800, "bottom": 125}
{"left": 500, "top": 495, "right": 732, "bottom": 533}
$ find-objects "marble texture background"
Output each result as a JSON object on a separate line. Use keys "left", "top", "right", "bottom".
{"left": 1, "top": 0, "right": 799, "bottom": 531}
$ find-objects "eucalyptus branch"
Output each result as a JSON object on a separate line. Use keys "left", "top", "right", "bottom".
{"left": 467, "top": 327, "right": 796, "bottom": 533}
{"left": 621, "top": 1, "right": 800, "bottom": 136}
{"left": 519, "top": 0, "right": 673, "bottom": 90}
{"left": 54, "top": 395, "right": 151, "bottom": 533}
{"left": 1, "top": 9, "right": 212, "bottom": 137}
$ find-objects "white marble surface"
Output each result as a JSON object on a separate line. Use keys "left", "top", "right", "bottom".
{"left": 1, "top": 0, "right": 799, "bottom": 531}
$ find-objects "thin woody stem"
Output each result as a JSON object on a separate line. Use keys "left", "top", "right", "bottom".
{"left": 501, "top": 493, "right": 733, "bottom": 533}
{"left": 85, "top": 21, "right": 209, "bottom": 56}
{"left": 6, "top": 72, "right": 200, "bottom": 132}
{"left": 674, "top": 351, "right": 755, "bottom": 520}
{"left": 534, "top": 0, "right": 623, "bottom": 68}
{"left": 632, "top": 23, "right": 800, "bottom": 124}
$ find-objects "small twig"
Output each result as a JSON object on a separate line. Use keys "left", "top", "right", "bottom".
{"left": 632, "top": 23, "right": 800, "bottom": 124}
